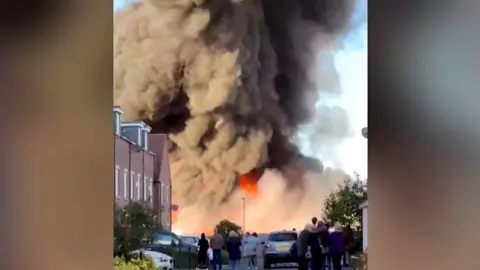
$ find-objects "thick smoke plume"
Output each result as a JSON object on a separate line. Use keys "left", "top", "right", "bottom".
{"left": 114, "top": 0, "right": 355, "bottom": 232}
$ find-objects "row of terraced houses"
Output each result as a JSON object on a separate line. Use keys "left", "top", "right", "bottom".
{"left": 113, "top": 106, "right": 173, "bottom": 231}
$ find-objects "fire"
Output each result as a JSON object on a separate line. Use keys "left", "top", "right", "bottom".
{"left": 239, "top": 168, "right": 264, "bottom": 195}
{"left": 172, "top": 168, "right": 265, "bottom": 235}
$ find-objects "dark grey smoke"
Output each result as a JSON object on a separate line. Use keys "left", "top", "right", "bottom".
{"left": 114, "top": 0, "right": 355, "bottom": 213}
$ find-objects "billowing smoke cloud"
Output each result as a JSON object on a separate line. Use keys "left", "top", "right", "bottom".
{"left": 114, "top": 0, "right": 356, "bottom": 232}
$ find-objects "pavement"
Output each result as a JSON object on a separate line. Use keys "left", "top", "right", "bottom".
{"left": 177, "top": 256, "right": 354, "bottom": 270}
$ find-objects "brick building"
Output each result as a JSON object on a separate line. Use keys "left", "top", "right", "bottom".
{"left": 113, "top": 106, "right": 172, "bottom": 231}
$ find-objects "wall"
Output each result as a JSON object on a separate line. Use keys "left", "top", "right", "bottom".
{"left": 149, "top": 134, "right": 172, "bottom": 231}
{"left": 114, "top": 135, "right": 155, "bottom": 208}
{"left": 362, "top": 204, "right": 368, "bottom": 250}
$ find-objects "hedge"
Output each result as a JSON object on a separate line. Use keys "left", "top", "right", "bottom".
{"left": 114, "top": 256, "right": 157, "bottom": 270}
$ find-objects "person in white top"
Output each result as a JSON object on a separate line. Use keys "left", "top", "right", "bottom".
{"left": 244, "top": 232, "right": 259, "bottom": 269}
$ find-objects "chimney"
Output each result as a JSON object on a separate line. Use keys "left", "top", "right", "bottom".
{"left": 113, "top": 106, "right": 124, "bottom": 136}
{"left": 141, "top": 124, "right": 152, "bottom": 151}
{"left": 120, "top": 121, "right": 151, "bottom": 150}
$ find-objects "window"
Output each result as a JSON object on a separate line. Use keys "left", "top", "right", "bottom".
{"left": 136, "top": 173, "right": 141, "bottom": 200}
{"left": 171, "top": 235, "right": 180, "bottom": 246}
{"left": 123, "top": 169, "right": 128, "bottom": 199}
{"left": 130, "top": 171, "right": 135, "bottom": 200}
{"left": 153, "top": 232, "right": 173, "bottom": 245}
{"left": 268, "top": 232, "right": 298, "bottom": 242}
{"left": 181, "top": 237, "right": 197, "bottom": 245}
{"left": 149, "top": 178, "right": 153, "bottom": 204}
{"left": 115, "top": 166, "right": 120, "bottom": 198}
{"left": 143, "top": 176, "right": 148, "bottom": 201}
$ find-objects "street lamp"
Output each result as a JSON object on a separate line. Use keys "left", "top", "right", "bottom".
{"left": 241, "top": 197, "right": 246, "bottom": 233}
{"left": 241, "top": 197, "right": 246, "bottom": 255}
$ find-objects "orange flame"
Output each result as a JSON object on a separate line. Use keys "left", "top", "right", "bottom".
{"left": 239, "top": 168, "right": 264, "bottom": 195}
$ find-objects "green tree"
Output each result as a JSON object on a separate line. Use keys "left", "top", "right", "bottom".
{"left": 114, "top": 201, "right": 163, "bottom": 259}
{"left": 215, "top": 219, "right": 242, "bottom": 241}
{"left": 323, "top": 172, "right": 367, "bottom": 229}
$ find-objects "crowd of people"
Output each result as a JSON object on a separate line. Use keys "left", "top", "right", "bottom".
{"left": 291, "top": 217, "right": 353, "bottom": 270}
{"left": 195, "top": 217, "right": 354, "bottom": 270}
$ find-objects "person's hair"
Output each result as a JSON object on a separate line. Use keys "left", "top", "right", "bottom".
{"left": 229, "top": 230, "right": 238, "bottom": 237}
{"left": 312, "top": 217, "right": 318, "bottom": 224}
{"left": 334, "top": 222, "right": 343, "bottom": 232}
{"left": 292, "top": 228, "right": 296, "bottom": 231}
{"left": 252, "top": 232, "right": 257, "bottom": 237}
{"left": 201, "top": 233, "right": 205, "bottom": 239}
{"left": 246, "top": 232, "right": 250, "bottom": 236}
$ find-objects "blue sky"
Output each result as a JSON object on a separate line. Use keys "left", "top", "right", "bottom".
{"left": 114, "top": 0, "right": 368, "bottom": 177}
{"left": 308, "top": 0, "right": 367, "bottom": 177}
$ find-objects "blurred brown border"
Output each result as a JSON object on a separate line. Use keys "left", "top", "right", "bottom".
{"left": 1, "top": 1, "right": 113, "bottom": 269}
{"left": 369, "top": 1, "right": 480, "bottom": 270}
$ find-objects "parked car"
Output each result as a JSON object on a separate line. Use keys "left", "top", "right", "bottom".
{"left": 180, "top": 236, "right": 200, "bottom": 246}
{"left": 143, "top": 231, "right": 197, "bottom": 255}
{"left": 134, "top": 250, "right": 174, "bottom": 270}
{"left": 263, "top": 230, "right": 298, "bottom": 269}
{"left": 180, "top": 235, "right": 210, "bottom": 251}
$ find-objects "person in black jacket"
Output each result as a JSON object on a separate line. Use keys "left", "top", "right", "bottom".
{"left": 296, "top": 224, "right": 313, "bottom": 270}
{"left": 308, "top": 221, "right": 331, "bottom": 270}
{"left": 197, "top": 233, "right": 210, "bottom": 269}
{"left": 225, "top": 231, "right": 242, "bottom": 270}
{"left": 343, "top": 225, "right": 354, "bottom": 267}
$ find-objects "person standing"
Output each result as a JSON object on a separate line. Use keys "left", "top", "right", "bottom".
{"left": 197, "top": 233, "right": 210, "bottom": 269}
{"left": 329, "top": 222, "right": 346, "bottom": 270}
{"left": 343, "top": 225, "right": 354, "bottom": 267}
{"left": 325, "top": 222, "right": 332, "bottom": 270}
{"left": 248, "top": 232, "right": 259, "bottom": 269}
{"left": 296, "top": 224, "right": 312, "bottom": 270}
{"left": 308, "top": 221, "right": 330, "bottom": 270}
{"left": 312, "top": 217, "right": 318, "bottom": 227}
{"left": 226, "top": 231, "right": 242, "bottom": 270}
{"left": 210, "top": 229, "right": 224, "bottom": 270}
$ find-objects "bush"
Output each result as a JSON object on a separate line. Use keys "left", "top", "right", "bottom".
{"left": 114, "top": 202, "right": 163, "bottom": 258}
{"left": 114, "top": 256, "right": 157, "bottom": 270}
{"left": 215, "top": 219, "right": 243, "bottom": 241}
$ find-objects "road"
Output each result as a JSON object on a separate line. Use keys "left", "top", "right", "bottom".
{"left": 182, "top": 257, "right": 354, "bottom": 270}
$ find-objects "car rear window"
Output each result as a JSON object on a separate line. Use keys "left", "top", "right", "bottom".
{"left": 182, "top": 237, "right": 196, "bottom": 245}
{"left": 268, "top": 233, "right": 297, "bottom": 242}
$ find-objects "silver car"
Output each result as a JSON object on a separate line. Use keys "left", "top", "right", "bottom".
{"left": 180, "top": 235, "right": 210, "bottom": 251}
{"left": 263, "top": 231, "right": 298, "bottom": 269}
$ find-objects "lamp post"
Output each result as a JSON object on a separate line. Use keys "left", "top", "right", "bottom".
{"left": 241, "top": 197, "right": 246, "bottom": 256}
{"left": 241, "top": 197, "right": 246, "bottom": 233}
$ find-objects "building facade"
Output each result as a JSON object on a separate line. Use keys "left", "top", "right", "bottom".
{"left": 113, "top": 106, "right": 172, "bottom": 231}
